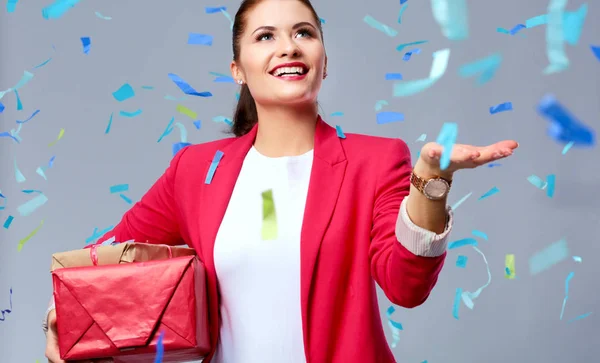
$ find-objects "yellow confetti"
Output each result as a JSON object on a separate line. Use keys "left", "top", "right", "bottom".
{"left": 17, "top": 219, "right": 44, "bottom": 251}
{"left": 261, "top": 190, "right": 277, "bottom": 240}
{"left": 505, "top": 254, "right": 516, "bottom": 279}
{"left": 48, "top": 128, "right": 65, "bottom": 147}
{"left": 176, "top": 104, "right": 198, "bottom": 120}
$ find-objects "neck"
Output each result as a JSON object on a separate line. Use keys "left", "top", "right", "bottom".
{"left": 253, "top": 103, "right": 318, "bottom": 157}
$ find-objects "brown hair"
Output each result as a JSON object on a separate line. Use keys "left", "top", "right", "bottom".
{"left": 230, "top": 0, "right": 324, "bottom": 137}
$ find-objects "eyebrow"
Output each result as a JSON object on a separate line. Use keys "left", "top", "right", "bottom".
{"left": 251, "top": 21, "right": 317, "bottom": 35}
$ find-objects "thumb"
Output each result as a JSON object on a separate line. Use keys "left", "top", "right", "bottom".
{"left": 45, "top": 328, "right": 65, "bottom": 363}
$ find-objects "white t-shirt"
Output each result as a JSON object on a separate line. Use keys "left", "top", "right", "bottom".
{"left": 213, "top": 146, "right": 313, "bottom": 363}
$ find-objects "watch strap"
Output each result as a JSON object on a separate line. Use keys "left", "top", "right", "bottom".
{"left": 410, "top": 171, "right": 452, "bottom": 194}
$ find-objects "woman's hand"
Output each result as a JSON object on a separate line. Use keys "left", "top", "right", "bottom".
{"left": 45, "top": 309, "right": 65, "bottom": 363}
{"left": 414, "top": 140, "right": 519, "bottom": 179}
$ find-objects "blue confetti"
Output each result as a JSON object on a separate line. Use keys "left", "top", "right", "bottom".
{"left": 154, "top": 330, "right": 165, "bottom": 363}
{"left": 119, "top": 194, "right": 133, "bottom": 204}
{"left": 205, "top": 150, "right": 224, "bottom": 184}
{"left": 335, "top": 125, "right": 346, "bottom": 139}
{"left": 591, "top": 45, "right": 600, "bottom": 61}
{"left": 396, "top": 40, "right": 428, "bottom": 52}
{"left": 385, "top": 73, "right": 403, "bottom": 80}
{"left": 363, "top": 15, "right": 398, "bottom": 37}
{"left": 42, "top": 0, "right": 80, "bottom": 19}
{"left": 109, "top": 184, "right": 129, "bottom": 193}
{"left": 188, "top": 33, "right": 213, "bottom": 46}
{"left": 119, "top": 109, "right": 142, "bottom": 118}
{"left": 112, "top": 83, "right": 135, "bottom": 102}
{"left": 400, "top": 0, "right": 408, "bottom": 4}
{"left": 0, "top": 102, "right": 4, "bottom": 113}
{"left": 0, "top": 288, "right": 13, "bottom": 322}
{"left": 376, "top": 111, "right": 404, "bottom": 124}
{"left": 172, "top": 142, "right": 192, "bottom": 156}
{"left": 489, "top": 102, "right": 513, "bottom": 114}
{"left": 435, "top": 122, "right": 457, "bottom": 170}
{"left": 449, "top": 238, "right": 477, "bottom": 250}
{"left": 157, "top": 117, "right": 175, "bottom": 143}
{"left": 478, "top": 186, "right": 499, "bottom": 200}
{"left": 193, "top": 120, "right": 201, "bottom": 129}
{"left": 80, "top": 36, "right": 91, "bottom": 54}
{"left": 168, "top": 73, "right": 212, "bottom": 97}
{"left": 403, "top": 48, "right": 421, "bottom": 61}
{"left": 205, "top": 6, "right": 226, "bottom": 14}
{"left": 33, "top": 57, "right": 53, "bottom": 69}
{"left": 397, "top": 3, "right": 408, "bottom": 24}
{"left": 214, "top": 76, "right": 234, "bottom": 83}
{"left": 456, "top": 255, "right": 468, "bottom": 268}
{"left": 386, "top": 306, "right": 403, "bottom": 348}
{"left": 459, "top": 53, "right": 502, "bottom": 85}
{"left": 472, "top": 230, "right": 488, "bottom": 240}
{"left": 16, "top": 109, "right": 40, "bottom": 124}
{"left": 7, "top": 0, "right": 18, "bottom": 13}
{"left": 529, "top": 239, "right": 569, "bottom": 275}
{"left": 537, "top": 94, "right": 595, "bottom": 146}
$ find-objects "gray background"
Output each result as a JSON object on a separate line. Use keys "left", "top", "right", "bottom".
{"left": 1, "top": 0, "right": 599, "bottom": 362}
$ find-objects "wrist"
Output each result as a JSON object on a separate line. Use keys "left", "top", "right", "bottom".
{"left": 413, "top": 159, "right": 454, "bottom": 181}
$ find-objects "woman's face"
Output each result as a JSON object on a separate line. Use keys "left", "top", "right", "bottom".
{"left": 231, "top": 0, "right": 326, "bottom": 107}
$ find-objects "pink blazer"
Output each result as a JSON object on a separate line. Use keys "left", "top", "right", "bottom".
{"left": 94, "top": 116, "right": 446, "bottom": 362}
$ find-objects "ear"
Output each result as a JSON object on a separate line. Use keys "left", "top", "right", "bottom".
{"left": 230, "top": 61, "right": 244, "bottom": 83}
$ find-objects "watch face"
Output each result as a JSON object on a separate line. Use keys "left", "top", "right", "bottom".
{"left": 424, "top": 179, "right": 449, "bottom": 200}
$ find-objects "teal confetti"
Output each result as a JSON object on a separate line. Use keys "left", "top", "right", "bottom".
{"left": 3, "top": 216, "right": 14, "bottom": 229}
{"left": 416, "top": 134, "right": 426, "bottom": 142}
{"left": 119, "top": 194, "right": 133, "bottom": 204}
{"left": 205, "top": 150, "right": 224, "bottom": 184}
{"left": 456, "top": 255, "right": 468, "bottom": 268}
{"left": 330, "top": 112, "right": 344, "bottom": 117}
{"left": 36, "top": 167, "right": 47, "bottom": 180}
{"left": 562, "top": 141, "right": 574, "bottom": 154}
{"left": 363, "top": 15, "right": 398, "bottom": 37}
{"left": 471, "top": 230, "right": 488, "bottom": 240}
{"left": 397, "top": 3, "right": 408, "bottom": 23}
{"left": 109, "top": 184, "right": 129, "bottom": 193}
{"left": 559, "top": 271, "right": 575, "bottom": 320}
{"left": 461, "top": 246, "right": 491, "bottom": 309}
{"left": 112, "top": 83, "right": 135, "bottom": 102}
{"left": 394, "top": 49, "right": 450, "bottom": 97}
{"left": 335, "top": 125, "right": 346, "bottom": 139}
{"left": 17, "top": 193, "right": 48, "bottom": 216}
{"left": 431, "top": 0, "right": 469, "bottom": 40}
{"left": 435, "top": 122, "right": 457, "bottom": 170}
{"left": 529, "top": 239, "right": 569, "bottom": 275}
{"left": 141, "top": 85, "right": 154, "bottom": 90}
{"left": 527, "top": 175, "right": 547, "bottom": 189}
{"left": 7, "top": 0, "right": 18, "bottom": 13}
{"left": 105, "top": 112, "right": 113, "bottom": 134}
{"left": 396, "top": 40, "right": 428, "bottom": 52}
{"left": 451, "top": 191, "right": 472, "bottom": 210}
{"left": 386, "top": 306, "right": 403, "bottom": 348}
{"left": 14, "top": 159, "right": 26, "bottom": 183}
{"left": 94, "top": 11, "right": 112, "bottom": 20}
{"left": 452, "top": 287, "right": 462, "bottom": 319}
{"left": 572, "top": 256, "right": 582, "bottom": 263}
{"left": 33, "top": 57, "right": 52, "bottom": 69}
{"left": 543, "top": 0, "right": 569, "bottom": 74}
{"left": 119, "top": 109, "right": 142, "bottom": 118}
{"left": 374, "top": 100, "right": 388, "bottom": 111}
{"left": 85, "top": 225, "right": 114, "bottom": 244}
{"left": 42, "top": 0, "right": 81, "bottom": 19}
{"left": 478, "top": 186, "right": 499, "bottom": 200}
{"left": 449, "top": 238, "right": 477, "bottom": 250}
{"left": 157, "top": 117, "right": 175, "bottom": 142}
{"left": 546, "top": 174, "right": 555, "bottom": 198}
{"left": 175, "top": 122, "right": 188, "bottom": 143}
{"left": 213, "top": 116, "right": 233, "bottom": 126}
{"left": 459, "top": 53, "right": 502, "bottom": 85}
{"left": 568, "top": 312, "right": 592, "bottom": 323}
{"left": 14, "top": 90, "right": 22, "bottom": 110}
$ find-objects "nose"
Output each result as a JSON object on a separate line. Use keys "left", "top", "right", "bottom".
{"left": 277, "top": 37, "right": 301, "bottom": 58}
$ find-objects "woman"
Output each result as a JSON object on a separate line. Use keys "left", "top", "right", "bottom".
{"left": 44, "top": 0, "right": 517, "bottom": 362}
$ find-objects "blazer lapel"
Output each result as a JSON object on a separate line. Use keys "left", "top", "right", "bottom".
{"left": 300, "top": 117, "right": 347, "bottom": 349}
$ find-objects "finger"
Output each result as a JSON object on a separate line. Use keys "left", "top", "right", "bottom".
{"left": 451, "top": 144, "right": 480, "bottom": 162}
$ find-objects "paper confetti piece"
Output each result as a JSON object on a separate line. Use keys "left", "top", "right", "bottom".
{"left": 168, "top": 73, "right": 212, "bottom": 97}
{"left": 17, "top": 220, "right": 44, "bottom": 251}
{"left": 416, "top": 134, "right": 426, "bottom": 142}
{"left": 205, "top": 150, "right": 224, "bottom": 184}
{"left": 568, "top": 312, "right": 592, "bottom": 323}
{"left": 385, "top": 73, "right": 403, "bottom": 80}
{"left": 94, "top": 11, "right": 112, "bottom": 20}
{"left": 205, "top": 6, "right": 226, "bottom": 14}
{"left": 154, "top": 330, "right": 165, "bottom": 363}
{"left": 0, "top": 102, "right": 4, "bottom": 113}
{"left": 526, "top": 4, "right": 586, "bottom": 45}
{"left": 120, "top": 194, "right": 133, "bottom": 204}
{"left": 546, "top": 174, "right": 556, "bottom": 198}
{"left": 157, "top": 117, "right": 175, "bottom": 142}
{"left": 36, "top": 167, "right": 47, "bottom": 180}
{"left": 456, "top": 255, "right": 468, "bottom": 268}
{"left": 48, "top": 128, "right": 64, "bottom": 147}
{"left": 1, "top": 132, "right": 19, "bottom": 143}
{"left": 85, "top": 225, "right": 114, "bottom": 244}
{"left": 478, "top": 186, "right": 499, "bottom": 200}
{"left": 330, "top": 112, "right": 344, "bottom": 117}
{"left": 172, "top": 142, "right": 192, "bottom": 156}
{"left": 188, "top": 33, "right": 213, "bottom": 46}
{"left": 403, "top": 48, "right": 421, "bottom": 61}
{"left": 431, "top": 0, "right": 469, "bottom": 40}
{"left": 537, "top": 94, "right": 595, "bottom": 146}
{"left": 459, "top": 53, "right": 502, "bottom": 85}
{"left": 193, "top": 120, "right": 201, "bottom": 129}
{"left": 0, "top": 288, "right": 13, "bottom": 321}
{"left": 559, "top": 271, "right": 574, "bottom": 320}
{"left": 505, "top": 254, "right": 516, "bottom": 279}
{"left": 3, "top": 216, "right": 14, "bottom": 229}
{"left": 261, "top": 189, "right": 278, "bottom": 240}
{"left": 461, "top": 246, "right": 491, "bottom": 309}
{"left": 489, "top": 102, "right": 513, "bottom": 114}
{"left": 14, "top": 90, "right": 23, "bottom": 110}
{"left": 452, "top": 287, "right": 462, "bottom": 319}
{"left": 319, "top": 17, "right": 326, "bottom": 24}
{"left": 105, "top": 112, "right": 113, "bottom": 134}
{"left": 0, "top": 70, "right": 34, "bottom": 101}
{"left": 562, "top": 141, "right": 574, "bottom": 154}
{"left": 219, "top": 8, "right": 234, "bottom": 29}
{"left": 213, "top": 116, "right": 233, "bottom": 126}
{"left": 394, "top": 48, "right": 450, "bottom": 97}
{"left": 141, "top": 85, "right": 154, "bottom": 90}
{"left": 112, "top": 83, "right": 135, "bottom": 102}
{"left": 527, "top": 175, "right": 546, "bottom": 189}
{"left": 7, "top": 0, "right": 18, "bottom": 13}
{"left": 363, "top": 15, "right": 398, "bottom": 37}
{"left": 572, "top": 256, "right": 582, "bottom": 263}
{"left": 449, "top": 238, "right": 477, "bottom": 250}
{"left": 543, "top": 0, "right": 570, "bottom": 74}
{"left": 386, "top": 306, "right": 403, "bottom": 348}
{"left": 16, "top": 109, "right": 40, "bottom": 124}
{"left": 0, "top": 192, "right": 5, "bottom": 211}
{"left": 374, "top": 100, "right": 388, "bottom": 111}
{"left": 471, "top": 230, "right": 488, "bottom": 240}
{"left": 210, "top": 72, "right": 235, "bottom": 83}
{"left": 497, "top": 24, "right": 526, "bottom": 35}
{"left": 335, "top": 125, "right": 346, "bottom": 139}
{"left": 529, "top": 239, "right": 569, "bottom": 275}
{"left": 33, "top": 57, "right": 52, "bottom": 69}
{"left": 119, "top": 109, "right": 142, "bottom": 118}
{"left": 397, "top": 3, "right": 408, "bottom": 23}
{"left": 176, "top": 104, "right": 198, "bottom": 119}
{"left": 42, "top": 0, "right": 81, "bottom": 19}
{"left": 14, "top": 159, "right": 26, "bottom": 183}
{"left": 591, "top": 45, "right": 600, "bottom": 61}
{"left": 396, "top": 40, "right": 428, "bottom": 52}
{"left": 377, "top": 112, "right": 404, "bottom": 124}
{"left": 109, "top": 184, "right": 129, "bottom": 193}
{"left": 450, "top": 191, "right": 471, "bottom": 210}
{"left": 80, "top": 37, "right": 91, "bottom": 54}
{"left": 435, "top": 122, "right": 457, "bottom": 170}
{"left": 17, "top": 193, "right": 48, "bottom": 216}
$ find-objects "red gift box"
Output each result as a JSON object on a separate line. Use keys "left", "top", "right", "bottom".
{"left": 52, "top": 254, "right": 211, "bottom": 362}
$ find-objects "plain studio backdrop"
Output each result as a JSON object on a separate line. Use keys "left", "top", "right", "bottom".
{"left": 1, "top": 0, "right": 599, "bottom": 362}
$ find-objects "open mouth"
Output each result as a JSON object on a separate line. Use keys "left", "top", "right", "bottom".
{"left": 270, "top": 66, "right": 309, "bottom": 78}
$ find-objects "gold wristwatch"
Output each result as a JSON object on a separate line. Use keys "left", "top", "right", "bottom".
{"left": 410, "top": 171, "right": 452, "bottom": 200}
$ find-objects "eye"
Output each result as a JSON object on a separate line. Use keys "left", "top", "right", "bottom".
{"left": 296, "top": 28, "right": 314, "bottom": 38}
{"left": 256, "top": 31, "right": 273, "bottom": 41}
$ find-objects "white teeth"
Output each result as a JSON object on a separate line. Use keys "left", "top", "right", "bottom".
{"left": 273, "top": 66, "right": 306, "bottom": 76}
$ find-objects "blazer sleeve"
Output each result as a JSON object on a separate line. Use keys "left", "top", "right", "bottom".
{"left": 87, "top": 147, "right": 190, "bottom": 247}
{"left": 369, "top": 139, "right": 447, "bottom": 308}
